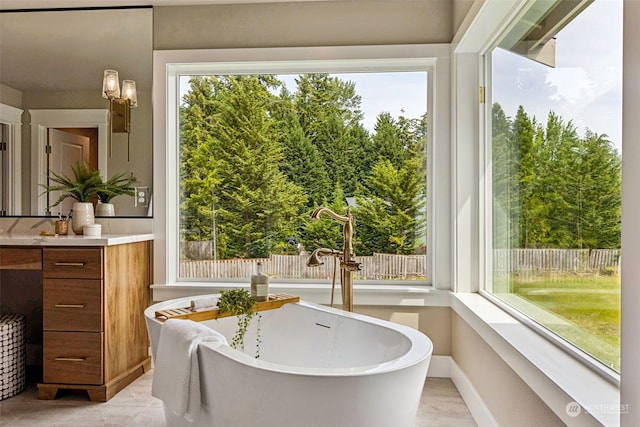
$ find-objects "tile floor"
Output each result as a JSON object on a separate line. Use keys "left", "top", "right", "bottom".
{"left": 0, "top": 372, "right": 477, "bottom": 426}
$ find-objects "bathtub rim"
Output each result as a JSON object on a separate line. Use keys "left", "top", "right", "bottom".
{"left": 145, "top": 295, "right": 433, "bottom": 377}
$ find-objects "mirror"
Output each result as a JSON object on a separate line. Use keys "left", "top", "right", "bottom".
{"left": 0, "top": 7, "right": 153, "bottom": 217}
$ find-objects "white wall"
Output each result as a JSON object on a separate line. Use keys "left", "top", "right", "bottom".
{"left": 620, "top": 0, "right": 640, "bottom": 425}
{"left": 451, "top": 313, "right": 565, "bottom": 426}
{"left": 0, "top": 83, "right": 22, "bottom": 108}
{"left": 153, "top": 1, "right": 453, "bottom": 49}
{"left": 20, "top": 90, "right": 153, "bottom": 216}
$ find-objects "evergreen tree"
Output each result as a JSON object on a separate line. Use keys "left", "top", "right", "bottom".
{"left": 271, "top": 86, "right": 331, "bottom": 208}
{"left": 355, "top": 157, "right": 426, "bottom": 255}
{"left": 179, "top": 76, "right": 223, "bottom": 244}
{"left": 347, "top": 122, "right": 374, "bottom": 191}
{"left": 294, "top": 73, "right": 363, "bottom": 136}
{"left": 539, "top": 112, "right": 581, "bottom": 247}
{"left": 294, "top": 74, "right": 367, "bottom": 196}
{"left": 510, "top": 105, "right": 545, "bottom": 248}
{"left": 180, "top": 75, "right": 307, "bottom": 258}
{"left": 371, "top": 112, "right": 406, "bottom": 168}
{"left": 492, "top": 102, "right": 515, "bottom": 249}
{"left": 492, "top": 102, "right": 622, "bottom": 251}
{"left": 398, "top": 112, "right": 428, "bottom": 180}
{"left": 564, "top": 130, "right": 621, "bottom": 248}
{"left": 301, "top": 185, "right": 348, "bottom": 251}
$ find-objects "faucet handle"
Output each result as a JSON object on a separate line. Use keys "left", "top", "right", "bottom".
{"left": 343, "top": 260, "right": 362, "bottom": 272}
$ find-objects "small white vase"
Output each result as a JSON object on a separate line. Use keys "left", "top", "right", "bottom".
{"left": 95, "top": 202, "right": 115, "bottom": 217}
{"left": 72, "top": 202, "right": 95, "bottom": 235}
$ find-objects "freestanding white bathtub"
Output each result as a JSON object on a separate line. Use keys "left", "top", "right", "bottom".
{"left": 145, "top": 295, "right": 433, "bottom": 427}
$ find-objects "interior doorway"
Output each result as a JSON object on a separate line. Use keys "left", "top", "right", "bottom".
{"left": 29, "top": 109, "right": 108, "bottom": 216}
{"left": 45, "top": 128, "right": 99, "bottom": 216}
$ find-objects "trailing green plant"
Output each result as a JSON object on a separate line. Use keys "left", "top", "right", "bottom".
{"left": 96, "top": 171, "right": 137, "bottom": 203}
{"left": 216, "top": 288, "right": 262, "bottom": 357}
{"left": 41, "top": 162, "right": 102, "bottom": 206}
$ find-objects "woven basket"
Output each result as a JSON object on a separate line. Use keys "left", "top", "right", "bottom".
{"left": 0, "top": 314, "right": 26, "bottom": 400}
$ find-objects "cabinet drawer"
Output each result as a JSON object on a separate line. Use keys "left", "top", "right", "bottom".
{"left": 44, "top": 331, "right": 103, "bottom": 385}
{"left": 43, "top": 248, "right": 103, "bottom": 279}
{"left": 43, "top": 279, "right": 103, "bottom": 331}
{"left": 0, "top": 248, "right": 42, "bottom": 270}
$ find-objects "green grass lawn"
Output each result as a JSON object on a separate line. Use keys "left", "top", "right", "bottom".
{"left": 496, "top": 274, "right": 620, "bottom": 371}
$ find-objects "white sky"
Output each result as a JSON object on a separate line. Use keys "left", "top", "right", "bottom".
{"left": 278, "top": 72, "right": 428, "bottom": 132}
{"left": 492, "top": 0, "right": 623, "bottom": 153}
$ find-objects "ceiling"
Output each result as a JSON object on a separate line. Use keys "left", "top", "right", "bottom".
{"left": 0, "top": 7, "right": 153, "bottom": 92}
{"left": 0, "top": 0, "right": 320, "bottom": 9}
{"left": 0, "top": 1, "right": 325, "bottom": 94}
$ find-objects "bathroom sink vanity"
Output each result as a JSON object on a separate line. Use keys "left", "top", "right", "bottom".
{"left": 0, "top": 233, "right": 153, "bottom": 402}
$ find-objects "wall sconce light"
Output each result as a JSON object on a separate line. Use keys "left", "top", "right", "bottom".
{"left": 102, "top": 69, "right": 138, "bottom": 160}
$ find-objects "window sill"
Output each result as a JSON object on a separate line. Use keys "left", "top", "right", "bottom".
{"left": 451, "top": 292, "right": 620, "bottom": 427}
{"left": 150, "top": 282, "right": 451, "bottom": 306}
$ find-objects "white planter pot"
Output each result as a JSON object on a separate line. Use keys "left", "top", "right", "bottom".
{"left": 71, "top": 202, "right": 95, "bottom": 235}
{"left": 95, "top": 202, "right": 115, "bottom": 217}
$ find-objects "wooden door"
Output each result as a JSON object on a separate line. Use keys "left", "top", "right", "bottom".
{"left": 47, "top": 128, "right": 91, "bottom": 215}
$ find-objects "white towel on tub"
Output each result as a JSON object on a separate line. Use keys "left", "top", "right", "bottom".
{"left": 151, "top": 319, "right": 228, "bottom": 422}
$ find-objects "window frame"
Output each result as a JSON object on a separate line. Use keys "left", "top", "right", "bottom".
{"left": 446, "top": 0, "right": 622, "bottom": 424}
{"left": 153, "top": 45, "right": 452, "bottom": 291}
{"left": 477, "top": 2, "right": 621, "bottom": 381}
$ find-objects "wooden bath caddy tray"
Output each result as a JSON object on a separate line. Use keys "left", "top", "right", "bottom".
{"left": 155, "top": 293, "right": 300, "bottom": 322}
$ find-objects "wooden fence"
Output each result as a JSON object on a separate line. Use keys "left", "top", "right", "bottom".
{"left": 179, "top": 253, "right": 428, "bottom": 280}
{"left": 179, "top": 244, "right": 621, "bottom": 280}
{"left": 492, "top": 248, "right": 620, "bottom": 275}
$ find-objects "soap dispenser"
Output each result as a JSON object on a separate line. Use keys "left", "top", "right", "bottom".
{"left": 251, "top": 262, "right": 269, "bottom": 302}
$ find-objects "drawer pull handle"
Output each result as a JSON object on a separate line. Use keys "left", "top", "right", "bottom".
{"left": 54, "top": 304, "right": 85, "bottom": 309}
{"left": 55, "top": 357, "right": 86, "bottom": 362}
{"left": 54, "top": 262, "right": 85, "bottom": 266}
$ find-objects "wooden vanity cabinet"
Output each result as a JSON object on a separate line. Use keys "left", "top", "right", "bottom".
{"left": 38, "top": 241, "right": 152, "bottom": 402}
{"left": 0, "top": 247, "right": 42, "bottom": 270}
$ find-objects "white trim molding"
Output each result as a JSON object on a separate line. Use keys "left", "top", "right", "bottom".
{"left": 0, "top": 103, "right": 24, "bottom": 215}
{"left": 452, "top": 293, "right": 618, "bottom": 426}
{"left": 153, "top": 44, "right": 452, "bottom": 289}
{"left": 621, "top": 1, "right": 640, "bottom": 425}
{"left": 449, "top": 357, "right": 499, "bottom": 427}
{"left": 150, "top": 283, "right": 452, "bottom": 307}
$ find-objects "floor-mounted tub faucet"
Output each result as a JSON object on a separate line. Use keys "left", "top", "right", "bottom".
{"left": 306, "top": 207, "right": 362, "bottom": 312}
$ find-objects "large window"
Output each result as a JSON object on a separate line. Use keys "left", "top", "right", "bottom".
{"left": 487, "top": 0, "right": 622, "bottom": 371}
{"left": 175, "top": 64, "right": 431, "bottom": 284}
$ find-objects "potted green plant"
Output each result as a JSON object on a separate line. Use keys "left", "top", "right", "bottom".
{"left": 95, "top": 171, "right": 137, "bottom": 216}
{"left": 217, "top": 289, "right": 262, "bottom": 358}
{"left": 42, "top": 162, "right": 102, "bottom": 234}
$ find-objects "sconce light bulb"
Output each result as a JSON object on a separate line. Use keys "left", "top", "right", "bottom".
{"left": 102, "top": 69, "right": 120, "bottom": 99}
{"left": 121, "top": 80, "right": 138, "bottom": 107}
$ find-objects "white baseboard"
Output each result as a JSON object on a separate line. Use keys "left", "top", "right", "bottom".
{"left": 427, "top": 354, "right": 451, "bottom": 378}
{"left": 427, "top": 355, "right": 495, "bottom": 426}
{"left": 449, "top": 357, "right": 498, "bottom": 427}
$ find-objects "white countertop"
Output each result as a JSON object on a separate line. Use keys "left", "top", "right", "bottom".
{"left": 0, "top": 233, "right": 154, "bottom": 247}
